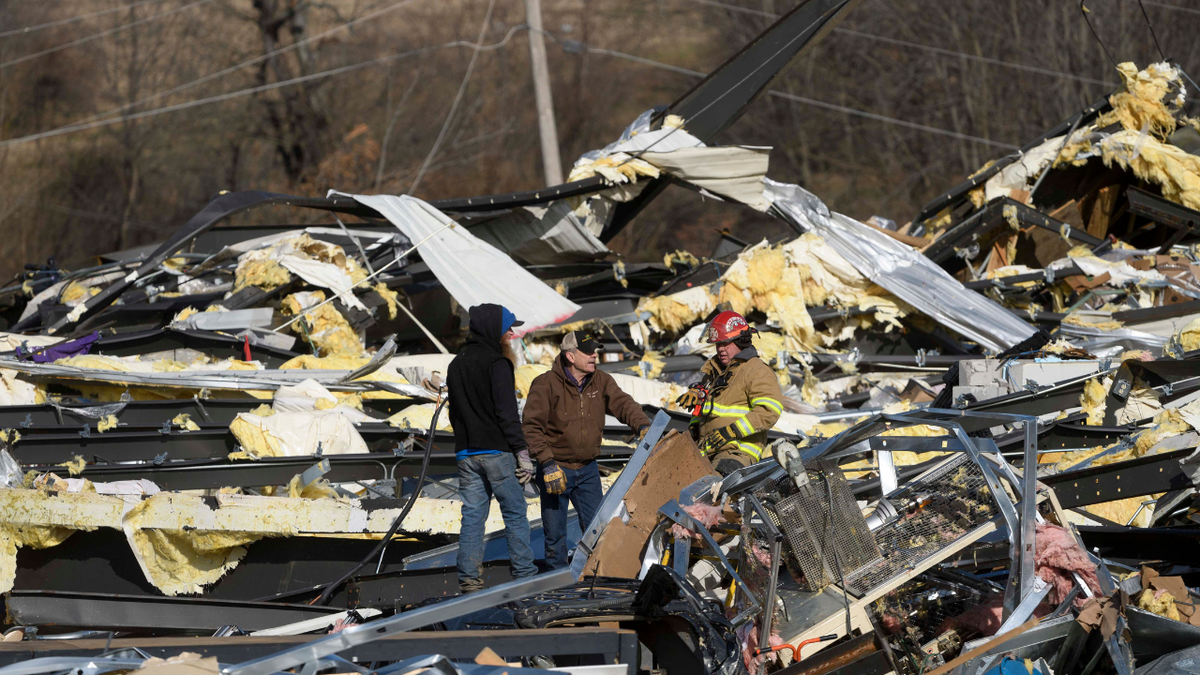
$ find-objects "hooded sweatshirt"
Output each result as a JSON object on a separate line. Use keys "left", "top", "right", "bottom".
{"left": 447, "top": 304, "right": 526, "bottom": 455}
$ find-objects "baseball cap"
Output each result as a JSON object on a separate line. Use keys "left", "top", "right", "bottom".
{"left": 561, "top": 330, "right": 604, "bottom": 355}
{"left": 500, "top": 306, "right": 524, "bottom": 334}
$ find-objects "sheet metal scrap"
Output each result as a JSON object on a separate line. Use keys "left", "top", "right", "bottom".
{"left": 4, "top": 0, "right": 1200, "bottom": 672}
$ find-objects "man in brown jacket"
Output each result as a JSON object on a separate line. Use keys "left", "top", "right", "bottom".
{"left": 523, "top": 330, "right": 651, "bottom": 569}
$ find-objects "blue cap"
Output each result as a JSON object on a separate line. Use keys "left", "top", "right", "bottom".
{"left": 500, "top": 307, "right": 524, "bottom": 334}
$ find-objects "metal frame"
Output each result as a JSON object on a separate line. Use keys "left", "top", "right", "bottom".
{"left": 804, "top": 408, "right": 1040, "bottom": 617}
{"left": 742, "top": 493, "right": 783, "bottom": 675}
{"left": 570, "top": 410, "right": 671, "bottom": 580}
{"left": 222, "top": 567, "right": 577, "bottom": 675}
{"left": 0, "top": 628, "right": 639, "bottom": 670}
{"left": 657, "top": 499, "right": 761, "bottom": 626}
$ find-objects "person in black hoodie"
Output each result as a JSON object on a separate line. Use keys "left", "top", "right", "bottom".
{"left": 447, "top": 303, "right": 538, "bottom": 592}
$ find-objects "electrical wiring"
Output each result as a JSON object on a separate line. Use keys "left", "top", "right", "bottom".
{"left": 0, "top": 0, "right": 173, "bottom": 39}
{"left": 0, "top": 25, "right": 529, "bottom": 148}
{"left": 0, "top": 0, "right": 214, "bottom": 70}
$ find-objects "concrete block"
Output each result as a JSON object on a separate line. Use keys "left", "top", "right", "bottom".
{"left": 959, "top": 359, "right": 1004, "bottom": 387}
{"left": 951, "top": 385, "right": 1010, "bottom": 404}
{"left": 1008, "top": 360, "right": 1100, "bottom": 389}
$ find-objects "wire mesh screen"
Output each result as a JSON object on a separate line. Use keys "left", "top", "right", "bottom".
{"left": 739, "top": 504, "right": 776, "bottom": 614}
{"left": 843, "top": 454, "right": 996, "bottom": 597}
{"left": 755, "top": 461, "right": 881, "bottom": 590}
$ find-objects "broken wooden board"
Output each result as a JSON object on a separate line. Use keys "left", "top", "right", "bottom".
{"left": 582, "top": 432, "right": 716, "bottom": 579}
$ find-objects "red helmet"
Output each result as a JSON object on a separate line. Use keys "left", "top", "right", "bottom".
{"left": 707, "top": 310, "right": 754, "bottom": 344}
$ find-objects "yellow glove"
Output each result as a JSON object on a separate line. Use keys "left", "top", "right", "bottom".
{"left": 542, "top": 460, "right": 567, "bottom": 495}
{"left": 675, "top": 387, "right": 707, "bottom": 410}
{"left": 700, "top": 425, "right": 743, "bottom": 454}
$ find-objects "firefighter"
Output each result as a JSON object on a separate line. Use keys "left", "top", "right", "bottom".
{"left": 675, "top": 311, "right": 784, "bottom": 475}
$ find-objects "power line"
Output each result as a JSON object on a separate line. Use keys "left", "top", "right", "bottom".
{"left": 1139, "top": 0, "right": 1200, "bottom": 17}
{"left": 682, "top": 0, "right": 1117, "bottom": 87}
{"left": 0, "top": 27, "right": 529, "bottom": 148}
{"left": 0, "top": 0, "right": 213, "bottom": 70}
{"left": 408, "top": 0, "right": 495, "bottom": 195}
{"left": 0, "top": 0, "right": 173, "bottom": 39}
{"left": 28, "top": 0, "right": 424, "bottom": 136}
{"left": 585, "top": 46, "right": 1019, "bottom": 150}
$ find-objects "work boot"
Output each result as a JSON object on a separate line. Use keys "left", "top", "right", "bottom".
{"left": 459, "top": 580, "right": 484, "bottom": 595}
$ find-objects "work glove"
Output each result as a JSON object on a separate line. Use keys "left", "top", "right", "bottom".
{"left": 515, "top": 449, "right": 535, "bottom": 485}
{"left": 542, "top": 460, "right": 567, "bottom": 495}
{"left": 700, "top": 424, "right": 744, "bottom": 454}
{"left": 622, "top": 425, "right": 651, "bottom": 446}
{"left": 675, "top": 387, "right": 707, "bottom": 410}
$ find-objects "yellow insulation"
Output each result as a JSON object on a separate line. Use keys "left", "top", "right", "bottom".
{"left": 386, "top": 403, "right": 453, "bottom": 432}
{"left": 60, "top": 282, "right": 99, "bottom": 303}
{"left": 173, "top": 414, "right": 200, "bottom": 431}
{"left": 0, "top": 524, "right": 76, "bottom": 593}
{"left": 96, "top": 415, "right": 118, "bottom": 433}
{"left": 58, "top": 455, "right": 86, "bottom": 476}
{"left": 234, "top": 258, "right": 290, "bottom": 292}
{"left": 1137, "top": 589, "right": 1183, "bottom": 621}
{"left": 228, "top": 416, "right": 282, "bottom": 458}
{"left": 128, "top": 527, "right": 263, "bottom": 596}
{"left": 286, "top": 475, "right": 339, "bottom": 499}
{"left": 719, "top": 244, "right": 816, "bottom": 348}
{"left": 514, "top": 364, "right": 550, "bottom": 398}
{"left": 637, "top": 287, "right": 716, "bottom": 335}
{"left": 1081, "top": 377, "right": 1110, "bottom": 425}
{"left": 1174, "top": 317, "right": 1200, "bottom": 352}
{"left": 1099, "top": 131, "right": 1200, "bottom": 212}
{"left": 1087, "top": 494, "right": 1161, "bottom": 528}
{"left": 374, "top": 283, "right": 400, "bottom": 320}
{"left": 1096, "top": 62, "right": 1183, "bottom": 139}
{"left": 173, "top": 306, "right": 199, "bottom": 323}
{"left": 282, "top": 291, "right": 364, "bottom": 358}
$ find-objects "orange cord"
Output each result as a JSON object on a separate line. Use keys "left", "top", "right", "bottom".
{"left": 753, "top": 634, "right": 837, "bottom": 661}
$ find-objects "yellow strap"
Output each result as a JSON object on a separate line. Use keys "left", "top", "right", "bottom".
{"left": 735, "top": 418, "right": 754, "bottom": 436}
{"left": 751, "top": 397, "right": 784, "bottom": 414}
{"left": 730, "top": 440, "right": 763, "bottom": 459}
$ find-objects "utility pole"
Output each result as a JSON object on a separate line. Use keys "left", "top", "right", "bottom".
{"left": 525, "top": 0, "right": 564, "bottom": 186}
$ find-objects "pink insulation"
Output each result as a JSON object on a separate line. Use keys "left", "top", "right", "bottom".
{"left": 941, "top": 595, "right": 1005, "bottom": 636}
{"left": 737, "top": 619, "right": 784, "bottom": 672}
{"left": 670, "top": 502, "right": 724, "bottom": 540}
{"left": 1035, "top": 522, "right": 1100, "bottom": 606}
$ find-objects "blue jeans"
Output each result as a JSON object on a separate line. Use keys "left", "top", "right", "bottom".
{"left": 540, "top": 460, "right": 603, "bottom": 570}
{"left": 457, "top": 452, "right": 538, "bottom": 591}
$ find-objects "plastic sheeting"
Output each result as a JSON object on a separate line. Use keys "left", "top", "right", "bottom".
{"left": 763, "top": 179, "right": 1037, "bottom": 352}
{"left": 1059, "top": 323, "right": 1167, "bottom": 358}
{"left": 351, "top": 194, "right": 580, "bottom": 336}
{"left": 273, "top": 379, "right": 372, "bottom": 423}
{"left": 229, "top": 410, "right": 369, "bottom": 457}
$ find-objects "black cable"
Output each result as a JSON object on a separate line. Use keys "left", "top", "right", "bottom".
{"left": 1080, "top": 0, "right": 1118, "bottom": 72}
{"left": 313, "top": 391, "right": 447, "bottom": 606}
{"left": 1135, "top": 0, "right": 1167, "bottom": 63}
{"left": 824, "top": 472, "right": 853, "bottom": 637}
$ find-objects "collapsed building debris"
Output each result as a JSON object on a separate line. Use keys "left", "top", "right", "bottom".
{"left": 3, "top": 0, "right": 1200, "bottom": 673}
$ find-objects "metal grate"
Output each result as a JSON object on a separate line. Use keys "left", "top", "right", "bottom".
{"left": 844, "top": 454, "right": 996, "bottom": 597}
{"left": 756, "top": 461, "right": 881, "bottom": 590}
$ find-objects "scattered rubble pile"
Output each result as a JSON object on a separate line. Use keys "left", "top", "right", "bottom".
{"left": 4, "top": 0, "right": 1200, "bottom": 672}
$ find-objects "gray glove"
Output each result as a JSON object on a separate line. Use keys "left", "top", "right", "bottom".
{"left": 515, "top": 449, "right": 535, "bottom": 485}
